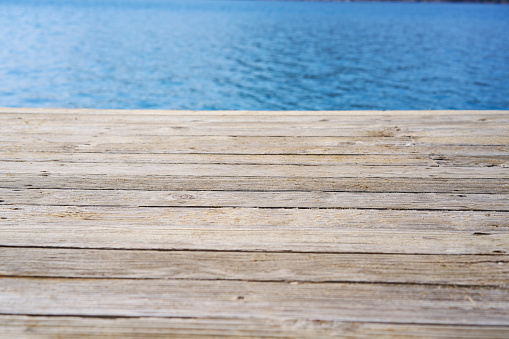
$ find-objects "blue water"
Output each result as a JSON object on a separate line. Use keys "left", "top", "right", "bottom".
{"left": 0, "top": 0, "right": 508, "bottom": 110}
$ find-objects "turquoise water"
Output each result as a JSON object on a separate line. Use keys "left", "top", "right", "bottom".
{"left": 0, "top": 0, "right": 508, "bottom": 110}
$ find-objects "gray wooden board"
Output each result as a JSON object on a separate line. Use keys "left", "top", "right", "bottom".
{"left": 3, "top": 162, "right": 509, "bottom": 178}
{"left": 0, "top": 152, "right": 440, "bottom": 166}
{"left": 1, "top": 205, "right": 508, "bottom": 254}
{"left": 2, "top": 136, "right": 509, "bottom": 154}
{"left": 0, "top": 107, "right": 505, "bottom": 116}
{"left": 2, "top": 175, "right": 509, "bottom": 194}
{"left": 2, "top": 141, "right": 508, "bottom": 155}
{"left": 5, "top": 120, "right": 509, "bottom": 137}
{"left": 3, "top": 152, "right": 509, "bottom": 167}
{"left": 1, "top": 225, "right": 506, "bottom": 254}
{"left": 1, "top": 109, "right": 509, "bottom": 336}
{"left": 2, "top": 143, "right": 508, "bottom": 156}
{"left": 1, "top": 316, "right": 508, "bottom": 339}
{"left": 2, "top": 188, "right": 508, "bottom": 211}
{"left": 1, "top": 248, "right": 507, "bottom": 286}
{"left": 1, "top": 278, "right": 508, "bottom": 325}
{"left": 2, "top": 205, "right": 507, "bottom": 231}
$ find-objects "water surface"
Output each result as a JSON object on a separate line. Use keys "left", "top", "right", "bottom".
{"left": 0, "top": 0, "right": 508, "bottom": 110}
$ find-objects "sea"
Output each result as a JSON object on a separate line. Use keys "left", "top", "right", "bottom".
{"left": 0, "top": 0, "right": 508, "bottom": 110}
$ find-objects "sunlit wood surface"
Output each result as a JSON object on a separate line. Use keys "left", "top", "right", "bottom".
{"left": 1, "top": 108, "right": 508, "bottom": 338}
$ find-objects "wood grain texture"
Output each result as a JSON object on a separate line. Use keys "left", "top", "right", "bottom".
{"left": 1, "top": 277, "right": 508, "bottom": 325}
{"left": 3, "top": 152, "right": 509, "bottom": 168}
{"left": 0, "top": 152, "right": 439, "bottom": 166}
{"left": 2, "top": 188, "right": 508, "bottom": 211}
{"left": 1, "top": 248, "right": 507, "bottom": 286}
{"left": 5, "top": 118, "right": 509, "bottom": 137}
{"left": 1, "top": 109, "right": 508, "bottom": 336}
{"left": 3, "top": 162, "right": 509, "bottom": 178}
{"left": 1, "top": 316, "right": 509, "bottom": 339}
{"left": 0, "top": 107, "right": 505, "bottom": 115}
{"left": 1, "top": 206, "right": 507, "bottom": 254}
{"left": 1, "top": 226, "right": 506, "bottom": 254}
{"left": 3, "top": 175, "right": 508, "bottom": 193}
{"left": 2, "top": 136, "right": 509, "bottom": 155}
{"left": 2, "top": 205, "right": 508, "bottom": 230}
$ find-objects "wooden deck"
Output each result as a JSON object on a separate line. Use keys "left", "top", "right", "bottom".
{"left": 1, "top": 108, "right": 508, "bottom": 337}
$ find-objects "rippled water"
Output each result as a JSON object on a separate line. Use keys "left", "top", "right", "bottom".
{"left": 0, "top": 0, "right": 508, "bottom": 110}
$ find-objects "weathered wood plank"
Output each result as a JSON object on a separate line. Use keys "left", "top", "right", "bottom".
{"left": 430, "top": 155, "right": 509, "bottom": 167}
{"left": 1, "top": 278, "right": 508, "bottom": 325}
{"left": 3, "top": 152, "right": 509, "bottom": 168}
{"left": 2, "top": 138, "right": 507, "bottom": 154}
{"left": 3, "top": 162, "right": 509, "bottom": 179}
{"left": 0, "top": 153, "right": 438, "bottom": 166}
{"left": 1, "top": 315, "right": 508, "bottom": 338}
{"left": 3, "top": 134, "right": 509, "bottom": 148}
{"left": 5, "top": 122, "right": 509, "bottom": 137}
{"left": 3, "top": 175, "right": 508, "bottom": 194}
{"left": 1, "top": 227, "right": 506, "bottom": 254}
{"left": 2, "top": 113, "right": 507, "bottom": 143}
{"left": 2, "top": 205, "right": 507, "bottom": 232}
{"left": 0, "top": 107, "right": 505, "bottom": 116}
{"left": 1, "top": 205, "right": 507, "bottom": 254}
{"left": 1, "top": 248, "right": 507, "bottom": 286}
{"left": 2, "top": 188, "right": 508, "bottom": 211}
{"left": 9, "top": 113, "right": 505, "bottom": 127}
{"left": 1, "top": 111, "right": 507, "bottom": 133}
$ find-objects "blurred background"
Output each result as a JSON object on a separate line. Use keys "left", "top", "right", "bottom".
{"left": 0, "top": 0, "right": 508, "bottom": 110}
